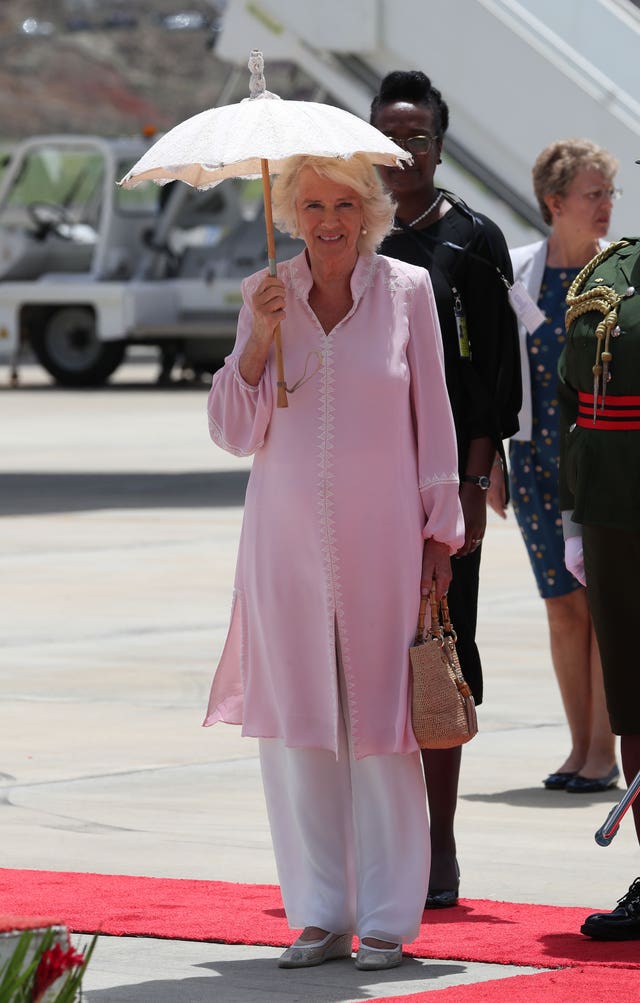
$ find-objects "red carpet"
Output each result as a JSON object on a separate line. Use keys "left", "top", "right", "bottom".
{"left": 382, "top": 966, "right": 640, "bottom": 1002}
{"left": 0, "top": 867, "right": 638, "bottom": 978}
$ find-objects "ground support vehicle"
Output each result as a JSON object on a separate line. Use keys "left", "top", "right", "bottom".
{"left": 0, "top": 133, "right": 300, "bottom": 385}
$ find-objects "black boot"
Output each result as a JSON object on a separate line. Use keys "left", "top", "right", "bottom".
{"left": 581, "top": 877, "right": 640, "bottom": 940}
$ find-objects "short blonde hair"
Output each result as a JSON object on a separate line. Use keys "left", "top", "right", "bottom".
{"left": 271, "top": 153, "right": 395, "bottom": 255}
{"left": 532, "top": 139, "right": 618, "bottom": 225}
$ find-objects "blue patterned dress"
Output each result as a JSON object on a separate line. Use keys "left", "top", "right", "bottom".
{"left": 509, "top": 266, "right": 582, "bottom": 598}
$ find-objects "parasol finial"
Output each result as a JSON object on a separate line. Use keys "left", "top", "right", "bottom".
{"left": 248, "top": 50, "right": 266, "bottom": 99}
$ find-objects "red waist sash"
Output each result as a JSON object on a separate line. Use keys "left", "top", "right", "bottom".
{"left": 577, "top": 391, "right": 640, "bottom": 430}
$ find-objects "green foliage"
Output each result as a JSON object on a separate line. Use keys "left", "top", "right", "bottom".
{"left": 0, "top": 928, "right": 96, "bottom": 1003}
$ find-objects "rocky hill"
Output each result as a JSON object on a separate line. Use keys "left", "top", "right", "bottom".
{"left": 0, "top": 0, "right": 285, "bottom": 140}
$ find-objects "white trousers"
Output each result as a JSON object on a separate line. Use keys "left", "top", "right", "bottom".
{"left": 259, "top": 689, "right": 429, "bottom": 943}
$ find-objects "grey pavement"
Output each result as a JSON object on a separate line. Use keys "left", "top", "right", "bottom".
{"left": 1, "top": 354, "right": 637, "bottom": 1001}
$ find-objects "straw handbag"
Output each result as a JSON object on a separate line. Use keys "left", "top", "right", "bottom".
{"left": 410, "top": 585, "right": 478, "bottom": 749}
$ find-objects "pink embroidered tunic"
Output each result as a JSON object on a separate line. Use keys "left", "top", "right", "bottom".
{"left": 204, "top": 251, "right": 464, "bottom": 758}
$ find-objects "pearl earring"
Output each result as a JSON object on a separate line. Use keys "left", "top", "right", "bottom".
{"left": 361, "top": 227, "right": 368, "bottom": 235}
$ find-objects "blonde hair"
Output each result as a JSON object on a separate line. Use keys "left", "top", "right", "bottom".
{"left": 532, "top": 138, "right": 618, "bottom": 225}
{"left": 271, "top": 153, "right": 395, "bottom": 255}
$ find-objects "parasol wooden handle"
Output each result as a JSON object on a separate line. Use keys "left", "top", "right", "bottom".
{"left": 261, "top": 159, "right": 288, "bottom": 409}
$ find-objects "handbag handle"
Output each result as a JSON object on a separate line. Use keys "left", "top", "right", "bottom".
{"left": 414, "top": 582, "right": 446, "bottom": 643}
{"left": 414, "top": 594, "right": 429, "bottom": 644}
{"left": 440, "top": 593, "right": 457, "bottom": 641}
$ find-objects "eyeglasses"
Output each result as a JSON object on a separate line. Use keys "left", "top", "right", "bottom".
{"left": 578, "top": 187, "right": 623, "bottom": 203}
{"left": 385, "top": 134, "right": 438, "bottom": 156}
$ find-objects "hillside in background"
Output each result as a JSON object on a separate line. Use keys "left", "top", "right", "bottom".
{"left": 0, "top": 0, "right": 301, "bottom": 139}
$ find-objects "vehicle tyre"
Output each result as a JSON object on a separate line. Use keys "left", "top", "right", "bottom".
{"left": 30, "top": 307, "right": 126, "bottom": 386}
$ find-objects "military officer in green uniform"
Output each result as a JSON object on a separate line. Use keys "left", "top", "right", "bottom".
{"left": 558, "top": 235, "right": 640, "bottom": 941}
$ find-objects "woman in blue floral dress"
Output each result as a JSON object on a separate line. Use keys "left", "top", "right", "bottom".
{"left": 510, "top": 268, "right": 582, "bottom": 599}
{"left": 489, "top": 139, "right": 620, "bottom": 793}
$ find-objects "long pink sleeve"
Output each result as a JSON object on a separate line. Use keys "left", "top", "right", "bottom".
{"left": 207, "top": 272, "right": 274, "bottom": 457}
{"left": 407, "top": 272, "right": 465, "bottom": 554}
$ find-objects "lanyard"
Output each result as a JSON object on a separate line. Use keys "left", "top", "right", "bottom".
{"left": 393, "top": 190, "right": 512, "bottom": 292}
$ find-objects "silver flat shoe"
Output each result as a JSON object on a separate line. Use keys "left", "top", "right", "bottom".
{"left": 355, "top": 942, "right": 402, "bottom": 970}
{"left": 278, "top": 932, "right": 352, "bottom": 968}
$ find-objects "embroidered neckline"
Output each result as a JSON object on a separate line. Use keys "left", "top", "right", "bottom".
{"left": 285, "top": 251, "right": 378, "bottom": 314}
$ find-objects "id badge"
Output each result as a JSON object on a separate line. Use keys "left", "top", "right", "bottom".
{"left": 508, "top": 280, "right": 546, "bottom": 333}
{"left": 453, "top": 291, "right": 471, "bottom": 359}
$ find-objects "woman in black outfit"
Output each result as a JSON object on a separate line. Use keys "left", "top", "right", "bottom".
{"left": 370, "top": 71, "right": 521, "bottom": 908}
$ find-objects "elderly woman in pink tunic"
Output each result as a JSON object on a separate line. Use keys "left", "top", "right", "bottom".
{"left": 204, "top": 153, "right": 464, "bottom": 972}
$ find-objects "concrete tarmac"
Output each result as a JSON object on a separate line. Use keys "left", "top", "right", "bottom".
{"left": 1, "top": 355, "right": 636, "bottom": 1001}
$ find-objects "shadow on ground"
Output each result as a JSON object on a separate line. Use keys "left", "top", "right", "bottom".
{"left": 463, "top": 787, "right": 621, "bottom": 809}
{"left": 0, "top": 470, "right": 249, "bottom": 516}
{"left": 85, "top": 954, "right": 469, "bottom": 1003}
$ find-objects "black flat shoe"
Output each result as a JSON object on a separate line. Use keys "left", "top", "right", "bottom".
{"left": 581, "top": 877, "right": 640, "bottom": 940}
{"left": 543, "top": 771, "right": 576, "bottom": 790}
{"left": 565, "top": 764, "right": 619, "bottom": 793}
{"left": 426, "top": 858, "right": 460, "bottom": 909}
{"left": 425, "top": 886, "right": 459, "bottom": 909}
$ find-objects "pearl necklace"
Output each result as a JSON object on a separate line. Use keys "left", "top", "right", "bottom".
{"left": 392, "top": 191, "right": 443, "bottom": 232}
